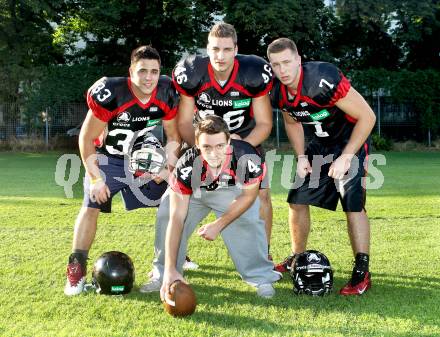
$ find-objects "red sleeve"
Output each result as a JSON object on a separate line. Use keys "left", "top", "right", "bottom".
{"left": 170, "top": 174, "right": 192, "bottom": 195}
{"left": 163, "top": 107, "right": 177, "bottom": 120}
{"left": 329, "top": 74, "right": 351, "bottom": 105}
{"left": 86, "top": 94, "right": 114, "bottom": 122}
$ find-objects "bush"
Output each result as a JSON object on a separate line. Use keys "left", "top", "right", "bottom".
{"left": 371, "top": 133, "right": 393, "bottom": 151}
{"left": 0, "top": 135, "right": 78, "bottom": 152}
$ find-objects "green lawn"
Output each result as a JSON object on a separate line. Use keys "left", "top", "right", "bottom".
{"left": 0, "top": 151, "right": 439, "bottom": 337}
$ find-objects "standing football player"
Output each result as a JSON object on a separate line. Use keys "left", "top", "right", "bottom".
{"left": 64, "top": 45, "right": 181, "bottom": 296}
{"left": 267, "top": 38, "right": 376, "bottom": 295}
{"left": 144, "top": 116, "right": 281, "bottom": 298}
{"left": 173, "top": 22, "right": 275, "bottom": 258}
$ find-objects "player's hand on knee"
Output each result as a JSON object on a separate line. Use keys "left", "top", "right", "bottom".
{"left": 296, "top": 156, "right": 312, "bottom": 178}
{"left": 152, "top": 167, "right": 169, "bottom": 184}
{"left": 161, "top": 269, "right": 186, "bottom": 302}
{"left": 197, "top": 222, "right": 221, "bottom": 241}
{"left": 328, "top": 154, "right": 353, "bottom": 180}
{"left": 90, "top": 180, "right": 110, "bottom": 204}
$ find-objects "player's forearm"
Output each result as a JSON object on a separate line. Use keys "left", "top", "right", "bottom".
{"left": 286, "top": 121, "right": 306, "bottom": 156}
{"left": 165, "top": 135, "right": 181, "bottom": 171}
{"left": 164, "top": 218, "right": 185, "bottom": 272}
{"left": 177, "top": 119, "right": 195, "bottom": 146}
{"left": 214, "top": 190, "right": 258, "bottom": 230}
{"left": 79, "top": 136, "right": 101, "bottom": 180}
{"left": 165, "top": 192, "right": 190, "bottom": 271}
{"left": 243, "top": 122, "right": 272, "bottom": 147}
{"left": 177, "top": 96, "right": 196, "bottom": 146}
{"left": 342, "top": 114, "right": 376, "bottom": 156}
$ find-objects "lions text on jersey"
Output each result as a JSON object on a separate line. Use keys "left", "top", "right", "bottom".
{"left": 173, "top": 55, "right": 273, "bottom": 138}
{"left": 271, "top": 62, "right": 352, "bottom": 144}
{"left": 171, "top": 139, "right": 266, "bottom": 195}
{"left": 87, "top": 76, "right": 178, "bottom": 158}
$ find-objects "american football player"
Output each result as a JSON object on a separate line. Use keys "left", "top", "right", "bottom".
{"left": 64, "top": 45, "right": 180, "bottom": 296}
{"left": 267, "top": 38, "right": 376, "bottom": 295}
{"left": 173, "top": 22, "right": 274, "bottom": 260}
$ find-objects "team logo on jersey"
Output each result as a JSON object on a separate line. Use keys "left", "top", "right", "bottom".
{"left": 292, "top": 110, "right": 310, "bottom": 117}
{"left": 117, "top": 111, "right": 131, "bottom": 123}
{"left": 212, "top": 99, "right": 232, "bottom": 107}
{"left": 197, "top": 92, "right": 211, "bottom": 105}
{"left": 233, "top": 98, "right": 251, "bottom": 109}
{"left": 147, "top": 119, "right": 161, "bottom": 127}
{"left": 149, "top": 107, "right": 158, "bottom": 112}
{"left": 307, "top": 253, "right": 321, "bottom": 263}
{"left": 132, "top": 116, "right": 150, "bottom": 122}
{"left": 230, "top": 91, "right": 240, "bottom": 97}
{"left": 300, "top": 102, "right": 309, "bottom": 107}
{"left": 310, "top": 109, "right": 330, "bottom": 121}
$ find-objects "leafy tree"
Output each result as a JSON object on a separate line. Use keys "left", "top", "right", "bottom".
{"left": 392, "top": 0, "right": 440, "bottom": 70}
{"left": 390, "top": 69, "right": 440, "bottom": 141}
{"left": 0, "top": 0, "right": 64, "bottom": 101}
{"left": 222, "top": 0, "right": 336, "bottom": 61}
{"left": 331, "top": 0, "right": 401, "bottom": 70}
{"left": 0, "top": 0, "right": 66, "bottom": 138}
{"left": 53, "top": 0, "right": 221, "bottom": 70}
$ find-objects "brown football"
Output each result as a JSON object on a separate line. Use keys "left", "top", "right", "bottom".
{"left": 163, "top": 280, "right": 197, "bottom": 317}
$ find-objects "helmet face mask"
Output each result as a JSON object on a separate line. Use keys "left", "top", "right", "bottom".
{"left": 92, "top": 251, "right": 135, "bottom": 295}
{"left": 290, "top": 250, "right": 333, "bottom": 296}
{"left": 129, "top": 134, "right": 166, "bottom": 176}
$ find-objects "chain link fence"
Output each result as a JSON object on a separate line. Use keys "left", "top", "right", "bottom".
{"left": 0, "top": 99, "right": 435, "bottom": 151}
{"left": 270, "top": 98, "right": 433, "bottom": 145}
{"left": 0, "top": 102, "right": 87, "bottom": 149}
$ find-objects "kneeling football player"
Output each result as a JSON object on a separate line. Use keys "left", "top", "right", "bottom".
{"left": 140, "top": 116, "right": 281, "bottom": 298}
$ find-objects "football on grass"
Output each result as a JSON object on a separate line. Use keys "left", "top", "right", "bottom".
{"left": 163, "top": 281, "right": 197, "bottom": 317}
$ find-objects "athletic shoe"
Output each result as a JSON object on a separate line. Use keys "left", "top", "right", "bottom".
{"left": 139, "top": 279, "right": 161, "bottom": 293}
{"left": 64, "top": 255, "right": 86, "bottom": 296}
{"left": 256, "top": 283, "right": 275, "bottom": 298}
{"left": 340, "top": 271, "right": 371, "bottom": 296}
{"left": 183, "top": 256, "right": 199, "bottom": 270}
{"left": 274, "top": 254, "right": 295, "bottom": 273}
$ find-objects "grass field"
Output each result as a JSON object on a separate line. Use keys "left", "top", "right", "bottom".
{"left": 0, "top": 150, "right": 439, "bottom": 337}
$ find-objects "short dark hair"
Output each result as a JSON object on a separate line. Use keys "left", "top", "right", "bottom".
{"left": 195, "top": 115, "right": 230, "bottom": 141}
{"left": 209, "top": 22, "right": 237, "bottom": 46}
{"left": 267, "top": 38, "right": 298, "bottom": 58}
{"left": 130, "top": 45, "right": 161, "bottom": 66}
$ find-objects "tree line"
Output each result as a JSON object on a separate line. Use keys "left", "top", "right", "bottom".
{"left": 1, "top": 0, "right": 439, "bottom": 138}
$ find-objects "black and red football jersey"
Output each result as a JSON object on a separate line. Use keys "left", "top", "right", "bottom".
{"left": 86, "top": 75, "right": 178, "bottom": 158}
{"left": 172, "top": 55, "right": 273, "bottom": 137}
{"left": 170, "top": 139, "right": 266, "bottom": 195}
{"left": 271, "top": 62, "right": 354, "bottom": 144}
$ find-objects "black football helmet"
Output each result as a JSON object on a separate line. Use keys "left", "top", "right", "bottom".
{"left": 129, "top": 134, "right": 166, "bottom": 176}
{"left": 92, "top": 251, "right": 135, "bottom": 295}
{"left": 290, "top": 250, "right": 333, "bottom": 296}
